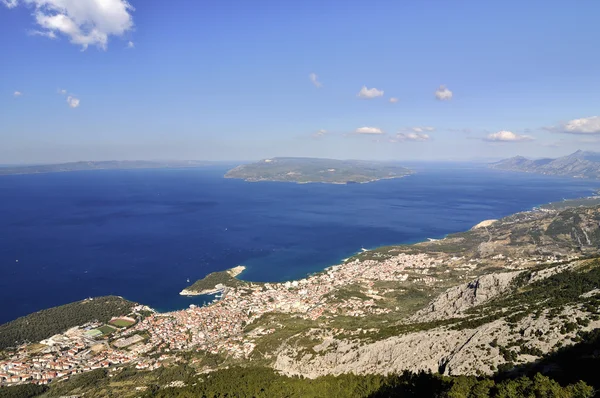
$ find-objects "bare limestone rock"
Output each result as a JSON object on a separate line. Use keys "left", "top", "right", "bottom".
{"left": 274, "top": 306, "right": 600, "bottom": 378}
{"left": 410, "top": 270, "right": 523, "bottom": 322}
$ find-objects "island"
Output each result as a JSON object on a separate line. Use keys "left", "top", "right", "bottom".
{"left": 0, "top": 160, "right": 212, "bottom": 176}
{"left": 490, "top": 150, "right": 600, "bottom": 179}
{"left": 224, "top": 157, "right": 413, "bottom": 184}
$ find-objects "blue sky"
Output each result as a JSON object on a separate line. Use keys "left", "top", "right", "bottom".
{"left": 1, "top": 0, "right": 600, "bottom": 163}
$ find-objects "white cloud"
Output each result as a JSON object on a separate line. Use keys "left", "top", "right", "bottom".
{"left": 309, "top": 73, "right": 322, "bottom": 88}
{"left": 127, "top": 40, "right": 134, "bottom": 49}
{"left": 398, "top": 126, "right": 435, "bottom": 134}
{"left": 3, "top": 0, "right": 134, "bottom": 50}
{"left": 66, "top": 95, "right": 80, "bottom": 108}
{"left": 485, "top": 131, "right": 533, "bottom": 142}
{"left": 389, "top": 97, "right": 399, "bottom": 103}
{"left": 13, "top": 91, "right": 23, "bottom": 97}
{"left": 394, "top": 132, "right": 430, "bottom": 142}
{"left": 355, "top": 126, "right": 383, "bottom": 134}
{"left": 30, "top": 29, "right": 56, "bottom": 39}
{"left": 560, "top": 116, "right": 600, "bottom": 134}
{"left": 313, "top": 129, "right": 327, "bottom": 138}
{"left": 357, "top": 86, "right": 384, "bottom": 99}
{"left": 434, "top": 85, "right": 453, "bottom": 101}
{"left": 1, "top": 0, "right": 18, "bottom": 8}
{"left": 58, "top": 89, "right": 67, "bottom": 95}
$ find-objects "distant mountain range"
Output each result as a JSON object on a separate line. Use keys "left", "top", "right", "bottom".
{"left": 0, "top": 160, "right": 212, "bottom": 176}
{"left": 225, "top": 157, "right": 413, "bottom": 184}
{"left": 490, "top": 150, "right": 600, "bottom": 179}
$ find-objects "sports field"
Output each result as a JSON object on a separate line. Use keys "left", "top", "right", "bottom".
{"left": 109, "top": 318, "right": 136, "bottom": 328}
{"left": 98, "top": 325, "right": 117, "bottom": 335}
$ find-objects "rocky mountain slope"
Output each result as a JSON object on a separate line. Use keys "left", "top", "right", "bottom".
{"left": 489, "top": 150, "right": 600, "bottom": 179}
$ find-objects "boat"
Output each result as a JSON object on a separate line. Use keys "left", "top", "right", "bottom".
{"left": 186, "top": 278, "right": 190, "bottom": 283}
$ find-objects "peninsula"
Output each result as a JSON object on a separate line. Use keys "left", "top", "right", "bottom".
{"left": 224, "top": 157, "right": 413, "bottom": 184}
{"left": 180, "top": 266, "right": 247, "bottom": 296}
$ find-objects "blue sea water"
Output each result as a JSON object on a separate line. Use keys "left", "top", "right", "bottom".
{"left": 1, "top": 164, "right": 599, "bottom": 324}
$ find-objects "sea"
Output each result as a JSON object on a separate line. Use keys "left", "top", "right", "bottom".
{"left": 1, "top": 163, "right": 599, "bottom": 325}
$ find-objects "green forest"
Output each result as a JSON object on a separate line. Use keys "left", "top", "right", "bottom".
{"left": 0, "top": 296, "right": 135, "bottom": 350}
{"left": 0, "top": 367, "right": 593, "bottom": 398}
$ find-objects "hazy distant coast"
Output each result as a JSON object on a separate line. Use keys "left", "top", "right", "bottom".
{"left": 0, "top": 160, "right": 213, "bottom": 176}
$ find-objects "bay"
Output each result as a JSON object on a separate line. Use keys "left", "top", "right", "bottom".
{"left": 1, "top": 164, "right": 598, "bottom": 324}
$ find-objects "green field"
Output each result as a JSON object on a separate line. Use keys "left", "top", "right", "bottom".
{"left": 98, "top": 325, "right": 117, "bottom": 335}
{"left": 109, "top": 318, "right": 136, "bottom": 328}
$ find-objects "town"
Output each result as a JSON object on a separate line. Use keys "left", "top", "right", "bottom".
{"left": 0, "top": 248, "right": 569, "bottom": 387}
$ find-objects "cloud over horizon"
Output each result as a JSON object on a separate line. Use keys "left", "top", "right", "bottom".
{"left": 357, "top": 86, "right": 384, "bottom": 99}
{"left": 309, "top": 73, "right": 322, "bottom": 88}
{"left": 400, "top": 126, "right": 435, "bottom": 133}
{"left": 312, "top": 129, "right": 327, "bottom": 138}
{"left": 434, "top": 85, "right": 453, "bottom": 101}
{"left": 66, "top": 95, "right": 80, "bottom": 108}
{"left": 2, "top": 0, "right": 135, "bottom": 50}
{"left": 485, "top": 130, "right": 533, "bottom": 142}
{"left": 555, "top": 116, "right": 600, "bottom": 135}
{"left": 394, "top": 132, "right": 430, "bottom": 142}
{"left": 355, "top": 126, "right": 383, "bottom": 134}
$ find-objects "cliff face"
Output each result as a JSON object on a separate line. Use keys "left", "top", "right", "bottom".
{"left": 275, "top": 312, "right": 600, "bottom": 378}
{"left": 410, "top": 270, "right": 523, "bottom": 322}
{"left": 490, "top": 150, "right": 600, "bottom": 179}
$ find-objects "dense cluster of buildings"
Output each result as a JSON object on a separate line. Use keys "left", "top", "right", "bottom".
{"left": 0, "top": 322, "right": 138, "bottom": 385}
{"left": 0, "top": 249, "right": 546, "bottom": 387}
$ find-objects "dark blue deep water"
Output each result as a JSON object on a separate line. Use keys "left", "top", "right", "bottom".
{"left": 1, "top": 164, "right": 599, "bottom": 324}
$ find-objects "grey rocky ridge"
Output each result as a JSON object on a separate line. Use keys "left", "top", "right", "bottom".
{"left": 490, "top": 150, "right": 600, "bottom": 179}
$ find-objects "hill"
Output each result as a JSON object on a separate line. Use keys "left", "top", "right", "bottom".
{"left": 0, "top": 296, "right": 136, "bottom": 350}
{"left": 224, "top": 157, "right": 413, "bottom": 184}
{"left": 0, "top": 160, "right": 210, "bottom": 176}
{"left": 489, "top": 150, "right": 600, "bottom": 179}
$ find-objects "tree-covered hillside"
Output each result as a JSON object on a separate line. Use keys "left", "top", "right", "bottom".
{"left": 0, "top": 296, "right": 135, "bottom": 350}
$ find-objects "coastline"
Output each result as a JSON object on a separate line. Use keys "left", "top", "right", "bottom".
{"left": 178, "top": 189, "right": 600, "bottom": 301}
{"left": 180, "top": 265, "right": 247, "bottom": 296}
{"left": 229, "top": 174, "right": 412, "bottom": 185}
{"left": 3, "top": 172, "right": 599, "bottom": 326}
